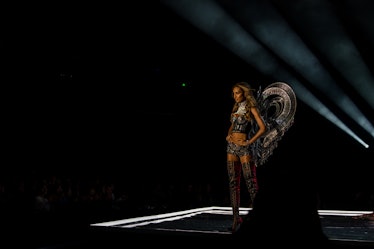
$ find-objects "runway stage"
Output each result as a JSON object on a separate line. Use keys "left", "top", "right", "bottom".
{"left": 88, "top": 206, "right": 374, "bottom": 248}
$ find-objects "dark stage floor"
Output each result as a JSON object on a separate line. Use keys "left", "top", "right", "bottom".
{"left": 9, "top": 207, "right": 373, "bottom": 248}
{"left": 87, "top": 207, "right": 374, "bottom": 248}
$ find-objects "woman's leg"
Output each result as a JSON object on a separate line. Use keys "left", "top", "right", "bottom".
{"left": 227, "top": 154, "right": 242, "bottom": 232}
{"left": 241, "top": 157, "right": 258, "bottom": 207}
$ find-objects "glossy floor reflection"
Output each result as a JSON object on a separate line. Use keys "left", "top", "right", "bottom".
{"left": 89, "top": 206, "right": 374, "bottom": 248}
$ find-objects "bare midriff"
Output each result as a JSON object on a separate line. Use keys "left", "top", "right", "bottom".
{"left": 229, "top": 132, "right": 247, "bottom": 145}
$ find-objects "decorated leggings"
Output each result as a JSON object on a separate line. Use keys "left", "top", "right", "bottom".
{"left": 227, "top": 142, "right": 258, "bottom": 220}
{"left": 227, "top": 161, "right": 258, "bottom": 218}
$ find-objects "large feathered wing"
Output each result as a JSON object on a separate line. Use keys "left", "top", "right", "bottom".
{"left": 250, "top": 82, "right": 297, "bottom": 166}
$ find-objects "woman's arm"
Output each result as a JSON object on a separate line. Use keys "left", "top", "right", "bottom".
{"left": 246, "top": 107, "right": 266, "bottom": 145}
{"left": 226, "top": 124, "right": 234, "bottom": 141}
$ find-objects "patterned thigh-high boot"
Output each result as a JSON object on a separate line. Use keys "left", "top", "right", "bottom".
{"left": 227, "top": 161, "right": 242, "bottom": 232}
{"left": 242, "top": 161, "right": 258, "bottom": 207}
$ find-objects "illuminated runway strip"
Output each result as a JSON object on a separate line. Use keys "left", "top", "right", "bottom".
{"left": 318, "top": 210, "right": 373, "bottom": 216}
{"left": 90, "top": 206, "right": 373, "bottom": 228}
{"left": 91, "top": 206, "right": 219, "bottom": 227}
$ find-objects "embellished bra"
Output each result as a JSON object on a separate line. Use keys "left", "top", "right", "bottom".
{"left": 231, "top": 114, "right": 251, "bottom": 134}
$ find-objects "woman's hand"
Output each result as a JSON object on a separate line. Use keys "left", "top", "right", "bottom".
{"left": 239, "top": 139, "right": 250, "bottom": 146}
{"left": 226, "top": 135, "right": 232, "bottom": 142}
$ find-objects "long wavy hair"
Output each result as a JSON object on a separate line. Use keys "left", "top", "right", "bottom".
{"left": 231, "top": 82, "right": 258, "bottom": 121}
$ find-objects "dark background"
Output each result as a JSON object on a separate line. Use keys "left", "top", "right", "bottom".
{"left": 2, "top": 1, "right": 373, "bottom": 213}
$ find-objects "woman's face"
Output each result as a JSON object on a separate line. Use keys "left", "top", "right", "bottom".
{"left": 232, "top": 86, "right": 245, "bottom": 103}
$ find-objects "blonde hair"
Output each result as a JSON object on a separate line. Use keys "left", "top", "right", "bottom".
{"left": 231, "top": 82, "right": 258, "bottom": 120}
